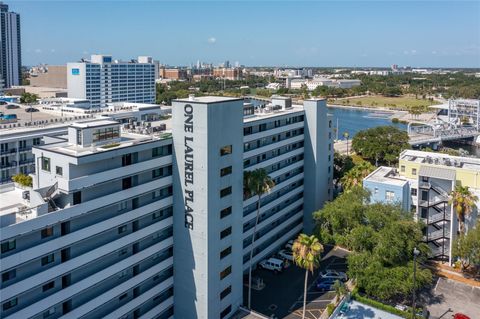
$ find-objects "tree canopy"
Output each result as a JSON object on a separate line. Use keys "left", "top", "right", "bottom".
{"left": 352, "top": 126, "right": 409, "bottom": 165}
{"left": 313, "top": 187, "right": 432, "bottom": 302}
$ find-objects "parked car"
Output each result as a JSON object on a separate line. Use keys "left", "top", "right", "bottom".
{"left": 258, "top": 257, "right": 284, "bottom": 273}
{"left": 319, "top": 270, "right": 348, "bottom": 282}
{"left": 278, "top": 249, "right": 294, "bottom": 261}
{"left": 5, "top": 104, "right": 19, "bottom": 109}
{"left": 285, "top": 239, "right": 294, "bottom": 250}
{"left": 315, "top": 278, "right": 337, "bottom": 292}
{"left": 25, "top": 107, "right": 39, "bottom": 112}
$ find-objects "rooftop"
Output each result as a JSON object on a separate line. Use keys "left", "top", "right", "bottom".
{"left": 0, "top": 184, "right": 30, "bottom": 218}
{"left": 400, "top": 149, "right": 480, "bottom": 171}
{"left": 364, "top": 166, "right": 409, "bottom": 187}
{"left": 71, "top": 119, "right": 119, "bottom": 129}
{"left": 35, "top": 125, "right": 172, "bottom": 158}
{"left": 244, "top": 104, "right": 304, "bottom": 123}
{"left": 174, "top": 96, "right": 243, "bottom": 104}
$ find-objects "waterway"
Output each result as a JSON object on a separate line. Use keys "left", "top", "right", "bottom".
{"left": 328, "top": 106, "right": 480, "bottom": 157}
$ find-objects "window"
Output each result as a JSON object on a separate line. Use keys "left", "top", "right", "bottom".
{"left": 42, "top": 281, "right": 55, "bottom": 292}
{"left": 118, "top": 269, "right": 128, "bottom": 278}
{"left": 41, "top": 254, "right": 55, "bottom": 266}
{"left": 220, "top": 305, "right": 232, "bottom": 318}
{"left": 152, "top": 168, "right": 164, "bottom": 178}
{"left": 118, "top": 293, "right": 128, "bottom": 301}
{"left": 118, "top": 225, "right": 128, "bottom": 234}
{"left": 244, "top": 127, "right": 252, "bottom": 135}
{"left": 220, "top": 246, "right": 232, "bottom": 259}
{"left": 118, "top": 248, "right": 128, "bottom": 256}
{"left": 73, "top": 191, "right": 81, "bottom": 205}
{"left": 220, "top": 207, "right": 232, "bottom": 219}
{"left": 76, "top": 129, "right": 82, "bottom": 145}
{"left": 220, "top": 145, "right": 232, "bottom": 156}
{"left": 220, "top": 285, "right": 232, "bottom": 299}
{"left": 41, "top": 227, "right": 54, "bottom": 238}
{"left": 220, "top": 166, "right": 232, "bottom": 177}
{"left": 411, "top": 188, "right": 417, "bottom": 196}
{"left": 118, "top": 201, "right": 128, "bottom": 211}
{"left": 2, "top": 269, "right": 16, "bottom": 282}
{"left": 220, "top": 227, "right": 232, "bottom": 239}
{"left": 400, "top": 165, "right": 405, "bottom": 173}
{"left": 412, "top": 168, "right": 417, "bottom": 176}
{"left": 92, "top": 126, "right": 120, "bottom": 142}
{"left": 220, "top": 186, "right": 232, "bottom": 198}
{"left": 374, "top": 187, "right": 379, "bottom": 194}
{"left": 421, "top": 207, "right": 428, "bottom": 218}
{"left": 1, "top": 239, "right": 16, "bottom": 254}
{"left": 385, "top": 191, "right": 395, "bottom": 202}
{"left": 41, "top": 157, "right": 51, "bottom": 172}
{"left": 43, "top": 307, "right": 55, "bottom": 318}
{"left": 55, "top": 166, "right": 63, "bottom": 176}
{"left": 220, "top": 266, "right": 232, "bottom": 280}
{"left": 33, "top": 138, "right": 41, "bottom": 146}
{"left": 2, "top": 298, "right": 17, "bottom": 311}
{"left": 122, "top": 153, "right": 132, "bottom": 166}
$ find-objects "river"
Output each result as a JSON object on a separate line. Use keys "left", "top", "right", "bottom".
{"left": 328, "top": 106, "right": 480, "bottom": 157}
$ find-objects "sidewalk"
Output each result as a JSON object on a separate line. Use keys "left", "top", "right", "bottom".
{"left": 427, "top": 261, "right": 480, "bottom": 287}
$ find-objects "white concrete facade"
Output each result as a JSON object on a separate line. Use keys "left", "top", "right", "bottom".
{"left": 1, "top": 96, "right": 333, "bottom": 319}
{"left": 67, "top": 55, "right": 156, "bottom": 108}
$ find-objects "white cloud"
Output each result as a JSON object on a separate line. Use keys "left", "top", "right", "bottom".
{"left": 207, "top": 37, "right": 216, "bottom": 44}
{"left": 431, "top": 50, "right": 437, "bottom": 55}
{"left": 50, "top": 49, "right": 56, "bottom": 53}
{"left": 34, "top": 48, "right": 42, "bottom": 54}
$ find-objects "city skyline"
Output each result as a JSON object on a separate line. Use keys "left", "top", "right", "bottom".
{"left": 15, "top": 0, "right": 480, "bottom": 68}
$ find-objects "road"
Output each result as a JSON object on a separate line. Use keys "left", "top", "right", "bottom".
{"left": 334, "top": 140, "right": 352, "bottom": 155}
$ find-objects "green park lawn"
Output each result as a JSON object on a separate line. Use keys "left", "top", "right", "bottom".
{"left": 332, "top": 95, "right": 441, "bottom": 111}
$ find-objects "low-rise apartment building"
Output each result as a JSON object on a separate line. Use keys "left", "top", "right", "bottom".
{"left": 364, "top": 149, "right": 480, "bottom": 264}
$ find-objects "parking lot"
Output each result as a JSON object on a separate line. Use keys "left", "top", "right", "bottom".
{"left": 424, "top": 277, "right": 480, "bottom": 319}
{"left": 244, "top": 245, "right": 348, "bottom": 319}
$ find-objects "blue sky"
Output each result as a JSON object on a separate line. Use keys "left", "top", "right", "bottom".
{"left": 14, "top": 1, "right": 480, "bottom": 68}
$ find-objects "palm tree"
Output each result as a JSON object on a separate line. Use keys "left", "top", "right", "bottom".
{"left": 340, "top": 161, "right": 375, "bottom": 191}
{"left": 245, "top": 168, "right": 275, "bottom": 310}
{"left": 449, "top": 185, "right": 478, "bottom": 234}
{"left": 292, "top": 234, "right": 324, "bottom": 319}
{"left": 333, "top": 280, "right": 347, "bottom": 304}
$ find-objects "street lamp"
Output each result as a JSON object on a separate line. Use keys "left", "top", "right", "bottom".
{"left": 343, "top": 132, "right": 350, "bottom": 155}
{"left": 412, "top": 247, "right": 420, "bottom": 319}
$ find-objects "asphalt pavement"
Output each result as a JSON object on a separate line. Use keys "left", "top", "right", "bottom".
{"left": 244, "top": 247, "right": 348, "bottom": 319}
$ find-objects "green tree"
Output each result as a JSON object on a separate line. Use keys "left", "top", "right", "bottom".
{"left": 292, "top": 234, "right": 324, "bottom": 319}
{"left": 340, "top": 161, "right": 375, "bottom": 191}
{"left": 333, "top": 280, "right": 347, "bottom": 303}
{"left": 449, "top": 185, "right": 478, "bottom": 234}
{"left": 352, "top": 126, "right": 409, "bottom": 165}
{"left": 333, "top": 152, "right": 354, "bottom": 186}
{"left": 452, "top": 221, "right": 480, "bottom": 273}
{"left": 12, "top": 173, "right": 32, "bottom": 187}
{"left": 20, "top": 92, "right": 39, "bottom": 104}
{"left": 244, "top": 169, "right": 275, "bottom": 310}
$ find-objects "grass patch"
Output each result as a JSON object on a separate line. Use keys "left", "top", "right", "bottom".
{"left": 333, "top": 95, "right": 440, "bottom": 111}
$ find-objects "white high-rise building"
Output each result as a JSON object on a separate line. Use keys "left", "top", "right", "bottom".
{"left": 67, "top": 55, "right": 156, "bottom": 108}
{"left": 0, "top": 2, "right": 21, "bottom": 88}
{"left": 1, "top": 96, "right": 333, "bottom": 319}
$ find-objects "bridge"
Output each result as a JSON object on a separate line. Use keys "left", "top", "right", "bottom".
{"left": 408, "top": 121, "right": 480, "bottom": 146}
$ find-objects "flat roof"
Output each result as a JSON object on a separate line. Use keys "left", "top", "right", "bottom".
{"left": 173, "top": 96, "right": 243, "bottom": 104}
{"left": 35, "top": 129, "right": 171, "bottom": 157}
{"left": 400, "top": 149, "right": 480, "bottom": 171}
{"left": 364, "top": 166, "right": 409, "bottom": 187}
{"left": 244, "top": 104, "right": 305, "bottom": 123}
{"left": 70, "top": 119, "right": 119, "bottom": 128}
{"left": 0, "top": 186, "right": 29, "bottom": 218}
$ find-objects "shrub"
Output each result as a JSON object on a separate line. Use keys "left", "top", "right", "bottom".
{"left": 391, "top": 118, "right": 400, "bottom": 124}
{"left": 351, "top": 292, "right": 422, "bottom": 319}
{"left": 12, "top": 173, "right": 32, "bottom": 187}
{"left": 326, "top": 303, "right": 336, "bottom": 316}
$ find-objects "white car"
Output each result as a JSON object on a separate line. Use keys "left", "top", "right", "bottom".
{"left": 278, "top": 249, "right": 294, "bottom": 261}
{"left": 319, "top": 270, "right": 348, "bottom": 282}
{"left": 258, "top": 257, "right": 284, "bottom": 273}
{"left": 285, "top": 240, "right": 294, "bottom": 250}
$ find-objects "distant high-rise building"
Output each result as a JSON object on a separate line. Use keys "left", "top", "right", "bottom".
{"left": 0, "top": 2, "right": 21, "bottom": 88}
{"left": 67, "top": 55, "right": 156, "bottom": 108}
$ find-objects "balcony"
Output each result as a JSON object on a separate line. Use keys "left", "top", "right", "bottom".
{"left": 0, "top": 148, "right": 17, "bottom": 155}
